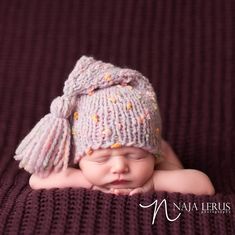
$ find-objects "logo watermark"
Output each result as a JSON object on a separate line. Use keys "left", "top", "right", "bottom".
{"left": 139, "top": 199, "right": 231, "bottom": 224}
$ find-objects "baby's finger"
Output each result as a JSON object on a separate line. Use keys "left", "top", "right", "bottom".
{"left": 92, "top": 186, "right": 110, "bottom": 193}
{"left": 129, "top": 188, "right": 143, "bottom": 196}
{"left": 112, "top": 188, "right": 132, "bottom": 195}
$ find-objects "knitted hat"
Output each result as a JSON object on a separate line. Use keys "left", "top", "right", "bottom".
{"left": 14, "top": 56, "right": 162, "bottom": 175}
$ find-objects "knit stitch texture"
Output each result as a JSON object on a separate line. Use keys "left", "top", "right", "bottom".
{"left": 13, "top": 56, "right": 162, "bottom": 174}
{"left": 0, "top": 0, "right": 234, "bottom": 234}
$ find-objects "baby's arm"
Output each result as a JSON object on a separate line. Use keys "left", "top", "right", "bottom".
{"left": 29, "top": 168, "right": 92, "bottom": 190}
{"left": 152, "top": 169, "right": 215, "bottom": 195}
{"left": 153, "top": 140, "right": 214, "bottom": 195}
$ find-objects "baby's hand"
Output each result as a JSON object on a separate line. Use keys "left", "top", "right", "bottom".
{"left": 91, "top": 186, "right": 133, "bottom": 195}
{"left": 129, "top": 177, "right": 154, "bottom": 196}
{"left": 92, "top": 186, "right": 132, "bottom": 195}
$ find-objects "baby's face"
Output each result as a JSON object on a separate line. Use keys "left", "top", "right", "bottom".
{"left": 79, "top": 146, "right": 155, "bottom": 189}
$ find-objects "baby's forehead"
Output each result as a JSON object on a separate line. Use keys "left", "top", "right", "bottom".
{"left": 91, "top": 146, "right": 149, "bottom": 157}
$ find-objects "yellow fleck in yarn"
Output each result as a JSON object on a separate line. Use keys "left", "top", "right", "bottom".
{"left": 108, "top": 97, "right": 117, "bottom": 103}
{"left": 86, "top": 147, "right": 93, "bottom": 155}
{"left": 111, "top": 143, "right": 122, "bottom": 148}
{"left": 104, "top": 74, "right": 112, "bottom": 81}
{"left": 73, "top": 112, "right": 79, "bottom": 120}
{"left": 126, "top": 102, "right": 132, "bottom": 110}
{"left": 92, "top": 114, "right": 99, "bottom": 123}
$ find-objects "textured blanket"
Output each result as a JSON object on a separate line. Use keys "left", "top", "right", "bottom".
{"left": 0, "top": 0, "right": 234, "bottom": 234}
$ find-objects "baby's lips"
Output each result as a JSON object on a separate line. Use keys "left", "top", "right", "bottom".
{"left": 110, "top": 179, "right": 130, "bottom": 185}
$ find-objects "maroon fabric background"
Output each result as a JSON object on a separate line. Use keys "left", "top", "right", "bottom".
{"left": 0, "top": 0, "right": 234, "bottom": 234}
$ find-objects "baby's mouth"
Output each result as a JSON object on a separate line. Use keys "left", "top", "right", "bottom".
{"left": 110, "top": 179, "right": 130, "bottom": 185}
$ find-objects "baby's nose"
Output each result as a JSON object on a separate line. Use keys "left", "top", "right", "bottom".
{"left": 111, "top": 156, "right": 129, "bottom": 174}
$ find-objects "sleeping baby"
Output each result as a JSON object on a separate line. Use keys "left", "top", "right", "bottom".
{"left": 14, "top": 56, "right": 215, "bottom": 196}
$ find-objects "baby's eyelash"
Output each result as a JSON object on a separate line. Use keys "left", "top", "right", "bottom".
{"left": 126, "top": 154, "right": 145, "bottom": 159}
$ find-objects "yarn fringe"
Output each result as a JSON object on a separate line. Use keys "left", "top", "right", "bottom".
{"left": 14, "top": 113, "right": 71, "bottom": 174}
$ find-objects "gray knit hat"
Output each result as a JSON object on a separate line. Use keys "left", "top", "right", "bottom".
{"left": 14, "top": 56, "right": 162, "bottom": 175}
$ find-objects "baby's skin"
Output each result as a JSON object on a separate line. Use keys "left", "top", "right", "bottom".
{"left": 29, "top": 140, "right": 215, "bottom": 196}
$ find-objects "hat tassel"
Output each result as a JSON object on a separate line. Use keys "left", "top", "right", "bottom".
{"left": 14, "top": 96, "right": 75, "bottom": 175}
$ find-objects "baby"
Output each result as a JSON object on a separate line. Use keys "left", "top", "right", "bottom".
{"left": 14, "top": 56, "right": 215, "bottom": 196}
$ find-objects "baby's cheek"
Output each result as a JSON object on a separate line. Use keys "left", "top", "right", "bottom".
{"left": 135, "top": 164, "right": 154, "bottom": 183}
{"left": 84, "top": 166, "right": 108, "bottom": 185}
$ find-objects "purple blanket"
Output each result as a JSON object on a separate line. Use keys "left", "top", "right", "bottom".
{"left": 0, "top": 0, "right": 234, "bottom": 234}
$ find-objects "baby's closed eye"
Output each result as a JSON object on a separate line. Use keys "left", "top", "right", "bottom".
{"left": 87, "top": 155, "right": 109, "bottom": 163}
{"left": 126, "top": 154, "right": 147, "bottom": 160}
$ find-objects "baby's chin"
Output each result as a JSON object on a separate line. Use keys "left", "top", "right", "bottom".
{"left": 103, "top": 181, "right": 140, "bottom": 189}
